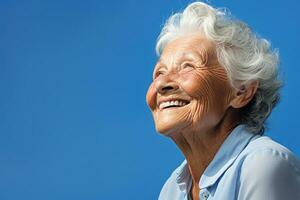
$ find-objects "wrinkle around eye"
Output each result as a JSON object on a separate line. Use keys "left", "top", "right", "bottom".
{"left": 153, "top": 64, "right": 168, "bottom": 79}
{"left": 179, "top": 66, "right": 194, "bottom": 74}
{"left": 155, "top": 71, "right": 162, "bottom": 77}
{"left": 179, "top": 62, "right": 195, "bottom": 74}
{"left": 153, "top": 70, "right": 165, "bottom": 80}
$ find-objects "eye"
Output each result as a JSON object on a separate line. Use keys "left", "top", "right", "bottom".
{"left": 180, "top": 63, "right": 194, "bottom": 73}
{"left": 153, "top": 70, "right": 165, "bottom": 79}
{"left": 184, "top": 63, "right": 194, "bottom": 69}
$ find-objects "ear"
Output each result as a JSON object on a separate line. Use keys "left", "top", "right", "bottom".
{"left": 230, "top": 81, "right": 259, "bottom": 109}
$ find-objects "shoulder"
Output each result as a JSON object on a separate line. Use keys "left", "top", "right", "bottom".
{"left": 240, "top": 135, "right": 300, "bottom": 174}
{"left": 236, "top": 135, "right": 300, "bottom": 199}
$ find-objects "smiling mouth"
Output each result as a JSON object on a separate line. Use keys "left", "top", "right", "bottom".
{"left": 159, "top": 100, "right": 190, "bottom": 110}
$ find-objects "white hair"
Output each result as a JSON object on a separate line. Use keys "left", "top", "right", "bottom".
{"left": 155, "top": 1, "right": 282, "bottom": 134}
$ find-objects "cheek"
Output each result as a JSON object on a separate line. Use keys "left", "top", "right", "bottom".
{"left": 178, "top": 73, "right": 211, "bottom": 122}
{"left": 209, "top": 68, "right": 233, "bottom": 105}
{"left": 179, "top": 69, "right": 231, "bottom": 102}
{"left": 146, "top": 83, "right": 157, "bottom": 110}
{"left": 178, "top": 72, "right": 211, "bottom": 98}
{"left": 179, "top": 71, "right": 232, "bottom": 116}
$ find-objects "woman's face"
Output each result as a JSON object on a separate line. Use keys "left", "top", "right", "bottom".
{"left": 146, "top": 33, "right": 235, "bottom": 136}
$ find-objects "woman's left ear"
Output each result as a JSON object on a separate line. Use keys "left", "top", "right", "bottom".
{"left": 230, "top": 81, "right": 259, "bottom": 109}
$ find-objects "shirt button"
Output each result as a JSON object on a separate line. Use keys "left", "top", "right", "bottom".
{"left": 201, "top": 191, "right": 209, "bottom": 200}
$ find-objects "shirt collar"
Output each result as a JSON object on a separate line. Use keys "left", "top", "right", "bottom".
{"left": 175, "top": 124, "right": 258, "bottom": 191}
{"left": 175, "top": 159, "right": 191, "bottom": 192}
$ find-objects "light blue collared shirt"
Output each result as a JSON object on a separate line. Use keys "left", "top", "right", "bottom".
{"left": 158, "top": 125, "right": 300, "bottom": 200}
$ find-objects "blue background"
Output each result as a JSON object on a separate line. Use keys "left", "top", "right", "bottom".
{"left": 1, "top": 0, "right": 299, "bottom": 199}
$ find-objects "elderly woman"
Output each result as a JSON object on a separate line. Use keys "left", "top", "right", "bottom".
{"left": 146, "top": 2, "right": 300, "bottom": 200}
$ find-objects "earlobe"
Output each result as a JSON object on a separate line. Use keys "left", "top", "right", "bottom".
{"left": 230, "top": 81, "right": 259, "bottom": 109}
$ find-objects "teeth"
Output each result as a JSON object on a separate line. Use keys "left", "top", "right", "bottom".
{"left": 159, "top": 100, "right": 188, "bottom": 110}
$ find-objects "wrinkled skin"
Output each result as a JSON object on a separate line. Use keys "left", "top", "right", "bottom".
{"left": 146, "top": 33, "right": 237, "bottom": 137}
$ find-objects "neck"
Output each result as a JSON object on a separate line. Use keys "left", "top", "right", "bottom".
{"left": 169, "top": 110, "right": 239, "bottom": 188}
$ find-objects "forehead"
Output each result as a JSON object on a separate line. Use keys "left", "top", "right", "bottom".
{"left": 160, "top": 33, "right": 216, "bottom": 61}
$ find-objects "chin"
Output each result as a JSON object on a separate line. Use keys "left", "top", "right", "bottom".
{"left": 154, "top": 119, "right": 188, "bottom": 136}
{"left": 155, "top": 125, "right": 172, "bottom": 135}
{"left": 152, "top": 109, "right": 190, "bottom": 135}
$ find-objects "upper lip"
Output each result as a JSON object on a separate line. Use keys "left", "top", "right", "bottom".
{"left": 157, "top": 97, "right": 191, "bottom": 108}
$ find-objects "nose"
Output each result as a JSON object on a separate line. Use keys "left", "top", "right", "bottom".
{"left": 155, "top": 75, "right": 179, "bottom": 94}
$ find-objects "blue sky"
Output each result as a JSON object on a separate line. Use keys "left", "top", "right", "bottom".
{"left": 1, "top": 0, "right": 300, "bottom": 199}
